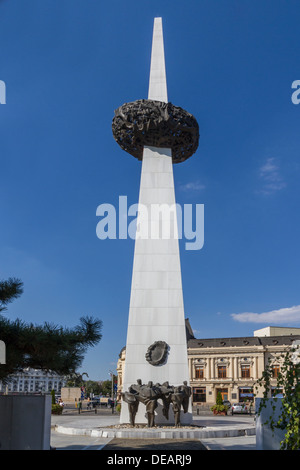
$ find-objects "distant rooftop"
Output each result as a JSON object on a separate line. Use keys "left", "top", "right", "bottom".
{"left": 188, "top": 323, "right": 300, "bottom": 349}
{"left": 188, "top": 334, "right": 300, "bottom": 349}
{"left": 253, "top": 326, "right": 300, "bottom": 337}
{"left": 119, "top": 322, "right": 300, "bottom": 355}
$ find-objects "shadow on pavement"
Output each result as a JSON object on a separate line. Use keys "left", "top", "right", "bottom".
{"left": 102, "top": 438, "right": 207, "bottom": 451}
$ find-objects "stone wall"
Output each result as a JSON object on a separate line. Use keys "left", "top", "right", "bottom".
{"left": 61, "top": 387, "right": 81, "bottom": 403}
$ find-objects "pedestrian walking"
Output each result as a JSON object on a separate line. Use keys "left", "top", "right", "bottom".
{"left": 108, "top": 398, "right": 115, "bottom": 414}
{"left": 77, "top": 399, "right": 82, "bottom": 414}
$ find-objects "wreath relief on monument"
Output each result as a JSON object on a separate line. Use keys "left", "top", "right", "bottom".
{"left": 112, "top": 99, "right": 199, "bottom": 164}
{"left": 145, "top": 340, "right": 169, "bottom": 366}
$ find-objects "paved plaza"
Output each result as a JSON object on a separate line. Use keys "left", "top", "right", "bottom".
{"left": 50, "top": 408, "right": 256, "bottom": 450}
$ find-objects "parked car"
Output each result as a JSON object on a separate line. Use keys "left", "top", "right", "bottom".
{"left": 230, "top": 403, "right": 250, "bottom": 414}
{"left": 91, "top": 398, "right": 100, "bottom": 408}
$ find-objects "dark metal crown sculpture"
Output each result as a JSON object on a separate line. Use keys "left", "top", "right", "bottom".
{"left": 112, "top": 99, "right": 199, "bottom": 163}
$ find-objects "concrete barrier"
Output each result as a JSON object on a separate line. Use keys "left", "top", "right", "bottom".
{"left": 255, "top": 398, "right": 286, "bottom": 450}
{"left": 0, "top": 394, "right": 51, "bottom": 450}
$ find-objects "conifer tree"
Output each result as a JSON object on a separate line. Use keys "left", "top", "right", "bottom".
{"left": 0, "top": 278, "right": 102, "bottom": 382}
{"left": 0, "top": 277, "right": 23, "bottom": 312}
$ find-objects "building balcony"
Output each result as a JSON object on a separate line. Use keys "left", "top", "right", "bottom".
{"left": 191, "top": 376, "right": 256, "bottom": 384}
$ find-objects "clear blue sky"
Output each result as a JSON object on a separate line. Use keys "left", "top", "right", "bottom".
{"left": 0, "top": 0, "right": 300, "bottom": 380}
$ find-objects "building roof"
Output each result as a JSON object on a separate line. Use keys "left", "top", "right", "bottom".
{"left": 119, "top": 318, "right": 300, "bottom": 355}
{"left": 188, "top": 334, "right": 300, "bottom": 349}
{"left": 185, "top": 318, "right": 195, "bottom": 340}
{"left": 253, "top": 326, "right": 300, "bottom": 337}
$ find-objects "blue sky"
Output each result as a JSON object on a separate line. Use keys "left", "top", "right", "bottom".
{"left": 0, "top": 0, "right": 300, "bottom": 380}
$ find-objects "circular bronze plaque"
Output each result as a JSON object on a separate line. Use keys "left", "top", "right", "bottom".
{"left": 145, "top": 341, "right": 169, "bottom": 366}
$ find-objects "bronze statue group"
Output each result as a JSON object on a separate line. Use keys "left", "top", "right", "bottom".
{"left": 122, "top": 379, "right": 191, "bottom": 427}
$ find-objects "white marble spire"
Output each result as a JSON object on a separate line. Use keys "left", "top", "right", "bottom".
{"left": 120, "top": 18, "right": 191, "bottom": 425}
{"left": 148, "top": 17, "right": 168, "bottom": 102}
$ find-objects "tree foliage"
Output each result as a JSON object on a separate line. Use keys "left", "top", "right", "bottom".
{"left": 0, "top": 277, "right": 23, "bottom": 312}
{"left": 254, "top": 346, "right": 300, "bottom": 450}
{"left": 216, "top": 391, "right": 223, "bottom": 406}
{"left": 0, "top": 278, "right": 103, "bottom": 382}
{"left": 83, "top": 380, "right": 102, "bottom": 396}
{"left": 51, "top": 389, "right": 56, "bottom": 405}
{"left": 100, "top": 377, "right": 117, "bottom": 397}
{"left": 210, "top": 390, "right": 229, "bottom": 414}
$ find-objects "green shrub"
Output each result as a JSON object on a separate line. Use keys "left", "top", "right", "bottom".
{"left": 210, "top": 404, "right": 228, "bottom": 414}
{"left": 210, "top": 392, "right": 228, "bottom": 414}
{"left": 51, "top": 404, "right": 63, "bottom": 415}
{"left": 115, "top": 404, "right": 121, "bottom": 413}
{"left": 216, "top": 391, "right": 223, "bottom": 406}
{"left": 254, "top": 346, "right": 300, "bottom": 450}
{"left": 51, "top": 389, "right": 56, "bottom": 405}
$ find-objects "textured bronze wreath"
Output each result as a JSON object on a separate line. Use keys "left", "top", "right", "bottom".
{"left": 145, "top": 341, "right": 169, "bottom": 366}
{"left": 112, "top": 99, "right": 199, "bottom": 163}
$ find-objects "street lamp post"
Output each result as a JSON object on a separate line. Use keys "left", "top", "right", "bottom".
{"left": 109, "top": 370, "right": 115, "bottom": 413}
{"left": 109, "top": 370, "right": 113, "bottom": 400}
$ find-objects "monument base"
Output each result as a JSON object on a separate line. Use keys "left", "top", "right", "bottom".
{"left": 120, "top": 402, "right": 193, "bottom": 426}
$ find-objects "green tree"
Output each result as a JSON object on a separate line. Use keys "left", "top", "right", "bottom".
{"left": 100, "top": 375, "right": 117, "bottom": 397}
{"left": 0, "top": 277, "right": 23, "bottom": 312}
{"left": 254, "top": 346, "right": 300, "bottom": 450}
{"left": 0, "top": 278, "right": 103, "bottom": 382}
{"left": 66, "top": 372, "right": 83, "bottom": 387}
{"left": 51, "top": 389, "right": 56, "bottom": 405}
{"left": 65, "top": 373, "right": 103, "bottom": 398}
{"left": 216, "top": 391, "right": 223, "bottom": 406}
{"left": 210, "top": 391, "right": 228, "bottom": 414}
{"left": 100, "top": 379, "right": 112, "bottom": 396}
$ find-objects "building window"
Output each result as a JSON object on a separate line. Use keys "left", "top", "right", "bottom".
{"left": 239, "top": 387, "right": 254, "bottom": 402}
{"left": 241, "top": 364, "right": 250, "bottom": 378}
{"left": 193, "top": 387, "right": 206, "bottom": 403}
{"left": 272, "top": 365, "right": 280, "bottom": 378}
{"left": 218, "top": 365, "right": 227, "bottom": 378}
{"left": 195, "top": 366, "right": 204, "bottom": 379}
{"left": 271, "top": 387, "right": 283, "bottom": 397}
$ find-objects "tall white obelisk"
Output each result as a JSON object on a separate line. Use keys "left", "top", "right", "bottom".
{"left": 120, "top": 17, "right": 192, "bottom": 425}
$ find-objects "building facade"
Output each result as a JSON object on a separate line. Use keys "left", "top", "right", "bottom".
{"left": 117, "top": 322, "right": 300, "bottom": 407}
{"left": 0, "top": 368, "right": 67, "bottom": 395}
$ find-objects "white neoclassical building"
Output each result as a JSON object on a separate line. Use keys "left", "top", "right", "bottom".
{"left": 0, "top": 368, "right": 66, "bottom": 395}
{"left": 117, "top": 320, "right": 300, "bottom": 407}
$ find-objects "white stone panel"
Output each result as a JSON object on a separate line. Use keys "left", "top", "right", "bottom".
{"left": 126, "top": 326, "right": 189, "bottom": 346}
{"left": 141, "top": 147, "right": 172, "bottom": 172}
{"left": 134, "top": 239, "right": 179, "bottom": 254}
{"left": 131, "top": 270, "right": 182, "bottom": 290}
{"left": 140, "top": 172, "right": 174, "bottom": 189}
{"left": 128, "top": 307, "right": 186, "bottom": 326}
{"left": 147, "top": 17, "right": 168, "bottom": 103}
{"left": 139, "top": 187, "right": 176, "bottom": 204}
{"left": 129, "top": 288, "right": 184, "bottom": 308}
{"left": 132, "top": 254, "right": 181, "bottom": 272}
